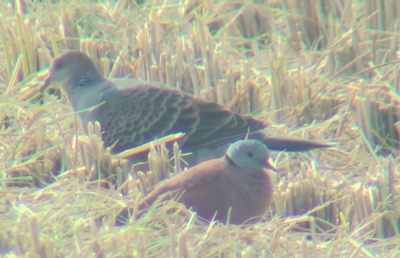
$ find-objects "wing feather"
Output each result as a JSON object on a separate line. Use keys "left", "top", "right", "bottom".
{"left": 97, "top": 83, "right": 267, "bottom": 153}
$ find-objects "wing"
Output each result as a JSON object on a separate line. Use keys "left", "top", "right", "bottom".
{"left": 97, "top": 83, "right": 267, "bottom": 153}
{"left": 140, "top": 159, "right": 226, "bottom": 207}
{"left": 97, "top": 84, "right": 198, "bottom": 152}
{"left": 182, "top": 97, "right": 267, "bottom": 149}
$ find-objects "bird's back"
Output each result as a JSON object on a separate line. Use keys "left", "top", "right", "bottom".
{"left": 97, "top": 83, "right": 267, "bottom": 153}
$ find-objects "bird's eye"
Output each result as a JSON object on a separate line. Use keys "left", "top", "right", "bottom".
{"left": 246, "top": 151, "right": 254, "bottom": 158}
{"left": 54, "top": 60, "right": 64, "bottom": 70}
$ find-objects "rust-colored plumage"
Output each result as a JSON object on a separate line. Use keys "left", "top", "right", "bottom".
{"left": 122, "top": 139, "right": 276, "bottom": 224}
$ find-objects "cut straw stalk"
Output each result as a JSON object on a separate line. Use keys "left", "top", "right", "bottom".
{"left": 353, "top": 96, "right": 400, "bottom": 154}
{"left": 113, "top": 132, "right": 185, "bottom": 159}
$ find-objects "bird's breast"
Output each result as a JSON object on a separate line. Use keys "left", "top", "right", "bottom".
{"left": 68, "top": 87, "right": 105, "bottom": 134}
{"left": 224, "top": 170, "right": 273, "bottom": 220}
{"left": 178, "top": 169, "right": 273, "bottom": 224}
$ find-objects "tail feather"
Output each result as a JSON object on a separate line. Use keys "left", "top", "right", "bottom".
{"left": 250, "top": 131, "right": 334, "bottom": 152}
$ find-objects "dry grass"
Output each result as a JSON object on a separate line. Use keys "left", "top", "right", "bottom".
{"left": 0, "top": 0, "right": 399, "bottom": 257}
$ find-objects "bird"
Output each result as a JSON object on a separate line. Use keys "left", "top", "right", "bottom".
{"left": 118, "top": 139, "right": 276, "bottom": 225}
{"left": 39, "top": 51, "right": 332, "bottom": 164}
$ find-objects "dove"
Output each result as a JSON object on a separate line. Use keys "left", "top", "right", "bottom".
{"left": 118, "top": 139, "right": 276, "bottom": 225}
{"left": 39, "top": 51, "right": 332, "bottom": 164}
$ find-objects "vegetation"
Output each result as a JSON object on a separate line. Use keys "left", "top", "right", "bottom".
{"left": 0, "top": 0, "right": 399, "bottom": 257}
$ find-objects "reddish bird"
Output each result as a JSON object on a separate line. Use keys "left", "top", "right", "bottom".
{"left": 122, "top": 139, "right": 276, "bottom": 225}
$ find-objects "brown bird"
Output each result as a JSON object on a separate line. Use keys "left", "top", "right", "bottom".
{"left": 39, "top": 51, "right": 332, "bottom": 164}
{"left": 120, "top": 139, "right": 276, "bottom": 225}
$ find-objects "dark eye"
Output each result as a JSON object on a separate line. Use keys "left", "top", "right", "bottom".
{"left": 246, "top": 151, "right": 254, "bottom": 158}
{"left": 54, "top": 60, "right": 64, "bottom": 70}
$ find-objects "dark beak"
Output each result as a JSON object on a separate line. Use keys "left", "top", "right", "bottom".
{"left": 39, "top": 76, "right": 51, "bottom": 92}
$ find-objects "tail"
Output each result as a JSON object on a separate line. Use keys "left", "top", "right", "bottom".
{"left": 250, "top": 131, "right": 334, "bottom": 152}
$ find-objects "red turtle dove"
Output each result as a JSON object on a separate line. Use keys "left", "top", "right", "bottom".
{"left": 120, "top": 139, "right": 276, "bottom": 225}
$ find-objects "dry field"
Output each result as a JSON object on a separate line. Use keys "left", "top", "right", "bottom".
{"left": 0, "top": 0, "right": 399, "bottom": 257}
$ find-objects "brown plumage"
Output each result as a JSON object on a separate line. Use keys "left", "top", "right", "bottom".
{"left": 40, "top": 51, "right": 332, "bottom": 163}
{"left": 119, "top": 139, "right": 276, "bottom": 225}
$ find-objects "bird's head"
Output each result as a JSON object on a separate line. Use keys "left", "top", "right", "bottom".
{"left": 225, "top": 139, "right": 277, "bottom": 171}
{"left": 40, "top": 51, "right": 101, "bottom": 96}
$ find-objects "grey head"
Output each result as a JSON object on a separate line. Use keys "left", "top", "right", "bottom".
{"left": 225, "top": 139, "right": 276, "bottom": 171}
{"left": 40, "top": 51, "right": 115, "bottom": 114}
{"left": 40, "top": 51, "right": 103, "bottom": 93}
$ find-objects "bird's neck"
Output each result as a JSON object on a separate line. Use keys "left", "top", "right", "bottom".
{"left": 65, "top": 74, "right": 115, "bottom": 113}
{"left": 66, "top": 71, "right": 103, "bottom": 89}
{"left": 225, "top": 154, "right": 239, "bottom": 168}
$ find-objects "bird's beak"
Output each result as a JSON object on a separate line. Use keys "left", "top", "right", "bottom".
{"left": 265, "top": 159, "right": 277, "bottom": 172}
{"left": 39, "top": 75, "right": 52, "bottom": 92}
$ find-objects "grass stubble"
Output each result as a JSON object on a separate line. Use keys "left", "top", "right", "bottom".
{"left": 0, "top": 0, "right": 399, "bottom": 257}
